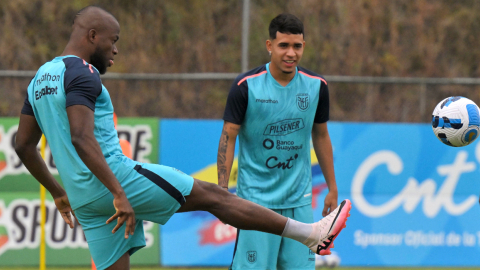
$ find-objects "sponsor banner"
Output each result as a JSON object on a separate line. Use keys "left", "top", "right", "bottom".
{"left": 159, "top": 120, "right": 480, "bottom": 267}
{"left": 332, "top": 122, "right": 480, "bottom": 266}
{"left": 0, "top": 117, "right": 159, "bottom": 266}
{"left": 116, "top": 118, "right": 158, "bottom": 164}
{"left": 0, "top": 193, "right": 158, "bottom": 266}
{"left": 0, "top": 117, "right": 158, "bottom": 191}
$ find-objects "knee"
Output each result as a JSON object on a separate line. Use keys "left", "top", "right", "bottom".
{"left": 193, "top": 179, "right": 231, "bottom": 210}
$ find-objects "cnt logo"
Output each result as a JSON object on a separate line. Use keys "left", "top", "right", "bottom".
{"left": 352, "top": 148, "right": 479, "bottom": 218}
{"left": 266, "top": 154, "right": 299, "bottom": 169}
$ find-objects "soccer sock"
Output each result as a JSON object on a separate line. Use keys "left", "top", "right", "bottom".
{"left": 281, "top": 218, "right": 313, "bottom": 244}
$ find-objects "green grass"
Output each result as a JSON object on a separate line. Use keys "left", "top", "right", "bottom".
{"left": 2, "top": 267, "right": 479, "bottom": 270}
{"left": 0, "top": 268, "right": 223, "bottom": 270}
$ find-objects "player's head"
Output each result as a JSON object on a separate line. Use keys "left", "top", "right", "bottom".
{"left": 268, "top": 13, "right": 304, "bottom": 40}
{"left": 71, "top": 6, "right": 119, "bottom": 74}
{"left": 266, "top": 13, "right": 305, "bottom": 75}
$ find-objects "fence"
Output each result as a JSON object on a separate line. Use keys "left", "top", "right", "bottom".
{"left": 2, "top": 70, "right": 480, "bottom": 122}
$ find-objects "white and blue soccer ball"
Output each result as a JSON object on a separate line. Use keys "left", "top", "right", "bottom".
{"left": 432, "top": 96, "right": 480, "bottom": 147}
{"left": 315, "top": 251, "right": 340, "bottom": 268}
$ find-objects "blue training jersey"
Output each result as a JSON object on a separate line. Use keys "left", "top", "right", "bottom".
{"left": 223, "top": 63, "right": 329, "bottom": 209}
{"left": 21, "top": 55, "right": 134, "bottom": 210}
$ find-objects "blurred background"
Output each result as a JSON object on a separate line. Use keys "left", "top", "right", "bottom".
{"left": 1, "top": 0, "right": 480, "bottom": 120}
{"left": 1, "top": 0, "right": 480, "bottom": 269}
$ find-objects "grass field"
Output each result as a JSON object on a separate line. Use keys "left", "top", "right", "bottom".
{"left": 2, "top": 267, "right": 479, "bottom": 270}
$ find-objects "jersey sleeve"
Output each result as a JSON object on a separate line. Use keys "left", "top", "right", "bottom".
{"left": 223, "top": 79, "right": 249, "bottom": 125}
{"left": 314, "top": 81, "right": 330, "bottom": 123}
{"left": 21, "top": 92, "right": 34, "bottom": 116}
{"left": 63, "top": 58, "right": 102, "bottom": 111}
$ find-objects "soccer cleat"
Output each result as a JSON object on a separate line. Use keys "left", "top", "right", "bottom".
{"left": 305, "top": 199, "right": 351, "bottom": 255}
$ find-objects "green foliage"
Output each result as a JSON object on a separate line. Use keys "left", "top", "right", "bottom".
{"left": 1, "top": 0, "right": 480, "bottom": 120}
{"left": 3, "top": 0, "right": 479, "bottom": 75}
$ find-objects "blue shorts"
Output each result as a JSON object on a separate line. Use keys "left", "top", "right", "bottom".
{"left": 74, "top": 163, "right": 194, "bottom": 270}
{"left": 230, "top": 204, "right": 315, "bottom": 270}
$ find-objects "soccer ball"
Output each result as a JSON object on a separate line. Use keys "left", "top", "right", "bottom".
{"left": 432, "top": 96, "right": 480, "bottom": 147}
{"left": 315, "top": 251, "right": 340, "bottom": 268}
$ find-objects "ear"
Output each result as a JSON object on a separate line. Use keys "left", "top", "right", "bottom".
{"left": 266, "top": 40, "right": 272, "bottom": 54}
{"left": 88, "top": 29, "right": 97, "bottom": 44}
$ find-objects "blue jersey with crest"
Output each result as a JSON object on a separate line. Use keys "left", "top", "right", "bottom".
{"left": 22, "top": 55, "right": 134, "bottom": 210}
{"left": 223, "top": 63, "right": 329, "bottom": 209}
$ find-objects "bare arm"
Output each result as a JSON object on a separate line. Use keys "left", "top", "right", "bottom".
{"left": 312, "top": 122, "right": 338, "bottom": 216}
{"left": 67, "top": 105, "right": 135, "bottom": 238}
{"left": 15, "top": 114, "right": 74, "bottom": 228}
{"left": 217, "top": 121, "right": 240, "bottom": 190}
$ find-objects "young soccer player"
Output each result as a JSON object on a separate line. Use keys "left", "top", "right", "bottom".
{"left": 217, "top": 13, "right": 342, "bottom": 270}
{"left": 15, "top": 7, "right": 350, "bottom": 270}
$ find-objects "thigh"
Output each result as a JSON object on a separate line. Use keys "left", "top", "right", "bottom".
{"left": 230, "top": 228, "right": 281, "bottom": 270}
{"left": 278, "top": 204, "right": 315, "bottom": 270}
{"left": 106, "top": 251, "right": 130, "bottom": 270}
{"left": 76, "top": 163, "right": 195, "bottom": 269}
{"left": 75, "top": 193, "right": 145, "bottom": 270}
{"left": 123, "top": 163, "right": 195, "bottom": 224}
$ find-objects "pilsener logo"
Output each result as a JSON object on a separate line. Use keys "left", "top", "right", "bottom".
{"left": 263, "top": 119, "right": 305, "bottom": 136}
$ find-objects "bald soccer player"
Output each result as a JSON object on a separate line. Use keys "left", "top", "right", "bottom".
{"left": 15, "top": 6, "right": 351, "bottom": 270}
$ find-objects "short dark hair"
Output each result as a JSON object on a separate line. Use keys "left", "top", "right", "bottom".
{"left": 269, "top": 13, "right": 304, "bottom": 40}
{"left": 73, "top": 5, "right": 115, "bottom": 25}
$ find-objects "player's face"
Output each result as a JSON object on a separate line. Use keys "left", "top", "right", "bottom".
{"left": 267, "top": 32, "right": 305, "bottom": 75}
{"left": 91, "top": 19, "right": 120, "bottom": 74}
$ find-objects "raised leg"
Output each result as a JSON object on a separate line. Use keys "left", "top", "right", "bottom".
{"left": 177, "top": 179, "right": 351, "bottom": 256}
{"left": 177, "top": 179, "right": 287, "bottom": 235}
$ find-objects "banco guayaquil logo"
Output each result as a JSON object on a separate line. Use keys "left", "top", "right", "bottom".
{"left": 247, "top": 251, "right": 257, "bottom": 263}
{"left": 296, "top": 93, "right": 309, "bottom": 111}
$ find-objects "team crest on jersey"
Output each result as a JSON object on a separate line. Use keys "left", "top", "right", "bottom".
{"left": 247, "top": 251, "right": 257, "bottom": 263}
{"left": 296, "top": 93, "right": 309, "bottom": 111}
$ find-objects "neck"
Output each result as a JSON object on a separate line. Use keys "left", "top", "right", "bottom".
{"left": 61, "top": 41, "right": 90, "bottom": 62}
{"left": 269, "top": 63, "right": 296, "bottom": 87}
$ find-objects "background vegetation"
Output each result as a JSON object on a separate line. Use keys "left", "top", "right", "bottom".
{"left": 1, "top": 0, "right": 479, "bottom": 120}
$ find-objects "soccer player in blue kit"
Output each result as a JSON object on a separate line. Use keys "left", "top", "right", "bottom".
{"left": 15, "top": 6, "right": 350, "bottom": 270}
{"left": 217, "top": 13, "right": 348, "bottom": 270}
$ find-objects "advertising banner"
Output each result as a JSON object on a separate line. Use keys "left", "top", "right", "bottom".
{"left": 0, "top": 117, "right": 159, "bottom": 266}
{"left": 0, "top": 117, "right": 158, "bottom": 192}
{"left": 159, "top": 120, "right": 480, "bottom": 267}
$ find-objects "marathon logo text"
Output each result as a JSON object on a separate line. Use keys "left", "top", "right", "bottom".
{"left": 263, "top": 119, "right": 305, "bottom": 136}
{"left": 35, "top": 73, "right": 60, "bottom": 86}
{"left": 35, "top": 86, "right": 58, "bottom": 100}
{"left": 256, "top": 99, "right": 278, "bottom": 104}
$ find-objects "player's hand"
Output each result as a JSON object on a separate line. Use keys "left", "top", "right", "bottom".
{"left": 106, "top": 194, "right": 136, "bottom": 239}
{"left": 54, "top": 194, "right": 75, "bottom": 229}
{"left": 322, "top": 190, "right": 338, "bottom": 217}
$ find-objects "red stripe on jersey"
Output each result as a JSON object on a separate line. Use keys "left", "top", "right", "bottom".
{"left": 82, "top": 59, "right": 94, "bottom": 73}
{"left": 298, "top": 71, "right": 327, "bottom": 85}
{"left": 237, "top": 71, "right": 267, "bottom": 86}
